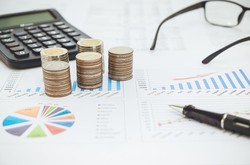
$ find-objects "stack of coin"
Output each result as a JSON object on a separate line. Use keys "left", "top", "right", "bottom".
{"left": 76, "top": 52, "right": 103, "bottom": 89}
{"left": 108, "top": 46, "right": 133, "bottom": 81}
{"left": 77, "top": 39, "right": 104, "bottom": 73}
{"left": 42, "top": 61, "right": 72, "bottom": 97}
{"left": 40, "top": 47, "right": 69, "bottom": 65}
{"left": 40, "top": 47, "right": 72, "bottom": 97}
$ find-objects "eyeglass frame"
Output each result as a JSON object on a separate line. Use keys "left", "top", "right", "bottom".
{"left": 150, "top": 0, "right": 250, "bottom": 64}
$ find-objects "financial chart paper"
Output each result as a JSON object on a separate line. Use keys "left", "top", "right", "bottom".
{"left": 0, "top": 0, "right": 250, "bottom": 165}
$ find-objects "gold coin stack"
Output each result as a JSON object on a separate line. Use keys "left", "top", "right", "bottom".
{"left": 76, "top": 52, "right": 103, "bottom": 89}
{"left": 77, "top": 39, "right": 104, "bottom": 73}
{"left": 108, "top": 46, "right": 133, "bottom": 81}
{"left": 41, "top": 48, "right": 72, "bottom": 97}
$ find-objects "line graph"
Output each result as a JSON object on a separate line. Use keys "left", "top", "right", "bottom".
{"left": 139, "top": 98, "right": 250, "bottom": 141}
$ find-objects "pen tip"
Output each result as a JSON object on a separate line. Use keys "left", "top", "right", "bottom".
{"left": 168, "top": 104, "right": 184, "bottom": 112}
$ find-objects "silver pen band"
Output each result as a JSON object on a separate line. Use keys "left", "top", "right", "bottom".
{"left": 221, "top": 113, "right": 228, "bottom": 129}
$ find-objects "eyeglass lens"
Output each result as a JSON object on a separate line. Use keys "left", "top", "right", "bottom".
{"left": 205, "top": 1, "right": 243, "bottom": 27}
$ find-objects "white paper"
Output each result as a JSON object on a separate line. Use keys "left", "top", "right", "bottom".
{"left": 0, "top": 0, "right": 250, "bottom": 164}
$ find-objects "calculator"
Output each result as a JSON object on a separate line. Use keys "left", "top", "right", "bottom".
{"left": 0, "top": 9, "right": 90, "bottom": 69}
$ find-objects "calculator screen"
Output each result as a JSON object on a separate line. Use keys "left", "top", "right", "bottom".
{"left": 0, "top": 11, "right": 56, "bottom": 29}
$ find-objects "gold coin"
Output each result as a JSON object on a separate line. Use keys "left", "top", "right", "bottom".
{"left": 44, "top": 79, "right": 71, "bottom": 86}
{"left": 77, "top": 72, "right": 102, "bottom": 79}
{"left": 78, "top": 82, "right": 102, "bottom": 90}
{"left": 76, "top": 52, "right": 102, "bottom": 64}
{"left": 108, "top": 46, "right": 133, "bottom": 55}
{"left": 41, "top": 47, "right": 68, "bottom": 57}
{"left": 109, "top": 74, "right": 133, "bottom": 81}
{"left": 45, "top": 89, "right": 72, "bottom": 97}
{"left": 77, "top": 39, "right": 103, "bottom": 48}
{"left": 109, "top": 70, "right": 132, "bottom": 76}
{"left": 42, "top": 61, "right": 69, "bottom": 71}
{"left": 77, "top": 68, "right": 102, "bottom": 74}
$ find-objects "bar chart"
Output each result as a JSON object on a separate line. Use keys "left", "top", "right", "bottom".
{"left": 1, "top": 71, "right": 122, "bottom": 93}
{"left": 136, "top": 68, "right": 250, "bottom": 91}
{"left": 0, "top": 69, "right": 124, "bottom": 99}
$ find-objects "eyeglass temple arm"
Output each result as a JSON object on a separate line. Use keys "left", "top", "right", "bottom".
{"left": 150, "top": 1, "right": 205, "bottom": 50}
{"left": 202, "top": 36, "right": 250, "bottom": 64}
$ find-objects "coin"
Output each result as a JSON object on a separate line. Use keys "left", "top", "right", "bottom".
{"left": 41, "top": 47, "right": 69, "bottom": 64}
{"left": 78, "top": 82, "right": 102, "bottom": 90}
{"left": 77, "top": 39, "right": 103, "bottom": 49}
{"left": 76, "top": 52, "right": 102, "bottom": 64}
{"left": 108, "top": 46, "right": 133, "bottom": 55}
{"left": 41, "top": 47, "right": 68, "bottom": 56}
{"left": 108, "top": 74, "right": 133, "bottom": 81}
{"left": 42, "top": 61, "right": 69, "bottom": 71}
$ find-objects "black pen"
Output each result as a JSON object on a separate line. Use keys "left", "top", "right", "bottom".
{"left": 169, "top": 104, "right": 250, "bottom": 137}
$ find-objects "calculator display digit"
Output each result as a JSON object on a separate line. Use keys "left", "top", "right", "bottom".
{"left": 0, "top": 11, "right": 55, "bottom": 29}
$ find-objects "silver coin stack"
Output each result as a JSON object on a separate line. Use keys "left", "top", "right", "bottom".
{"left": 40, "top": 48, "right": 72, "bottom": 97}
{"left": 77, "top": 39, "right": 104, "bottom": 73}
{"left": 76, "top": 52, "right": 103, "bottom": 89}
{"left": 108, "top": 46, "right": 133, "bottom": 81}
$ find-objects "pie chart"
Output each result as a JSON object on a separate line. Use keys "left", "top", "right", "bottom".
{"left": 2, "top": 105, "right": 75, "bottom": 138}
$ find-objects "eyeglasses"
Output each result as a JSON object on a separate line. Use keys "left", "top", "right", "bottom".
{"left": 202, "top": 36, "right": 250, "bottom": 64}
{"left": 150, "top": 0, "right": 250, "bottom": 63}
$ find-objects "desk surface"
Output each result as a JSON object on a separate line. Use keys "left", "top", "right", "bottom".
{"left": 0, "top": 0, "right": 250, "bottom": 165}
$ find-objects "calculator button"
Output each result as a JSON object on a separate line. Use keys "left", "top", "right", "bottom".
{"left": 1, "top": 38, "right": 15, "bottom": 43}
{"left": 28, "top": 29, "right": 41, "bottom": 34}
{"left": 33, "top": 32, "right": 46, "bottom": 38}
{"left": 23, "top": 39, "right": 37, "bottom": 44}
{"left": 27, "top": 43, "right": 42, "bottom": 49}
{"left": 0, "top": 34, "right": 11, "bottom": 39}
{"left": 19, "top": 35, "right": 32, "bottom": 40}
{"left": 62, "top": 42, "right": 76, "bottom": 49}
{"left": 52, "top": 34, "right": 64, "bottom": 39}
{"left": 42, "top": 27, "right": 55, "bottom": 32}
{"left": 63, "top": 28, "right": 74, "bottom": 33}
{"left": 14, "top": 31, "right": 27, "bottom": 37}
{"left": 32, "top": 47, "right": 44, "bottom": 55}
{"left": 5, "top": 42, "right": 19, "bottom": 48}
{"left": 73, "top": 36, "right": 87, "bottom": 42}
{"left": 14, "top": 50, "right": 29, "bottom": 58}
{"left": 2, "top": 29, "right": 13, "bottom": 34}
{"left": 47, "top": 30, "right": 60, "bottom": 35}
{"left": 43, "top": 40, "right": 57, "bottom": 46}
{"left": 57, "top": 38, "right": 70, "bottom": 43}
{"left": 57, "top": 25, "right": 69, "bottom": 30}
{"left": 68, "top": 32, "right": 80, "bottom": 37}
{"left": 53, "top": 22, "right": 64, "bottom": 26}
{"left": 24, "top": 26, "right": 37, "bottom": 31}
{"left": 10, "top": 46, "right": 24, "bottom": 52}
{"left": 47, "top": 44, "right": 61, "bottom": 48}
{"left": 38, "top": 24, "right": 50, "bottom": 28}
{"left": 37, "top": 36, "right": 51, "bottom": 42}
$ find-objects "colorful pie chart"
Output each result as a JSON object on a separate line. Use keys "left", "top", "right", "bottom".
{"left": 2, "top": 105, "right": 75, "bottom": 138}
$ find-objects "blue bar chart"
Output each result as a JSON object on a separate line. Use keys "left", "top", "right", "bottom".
{"left": 15, "top": 77, "right": 121, "bottom": 93}
{"left": 136, "top": 68, "right": 250, "bottom": 91}
{"left": 0, "top": 70, "right": 122, "bottom": 94}
{"left": 71, "top": 78, "right": 121, "bottom": 92}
